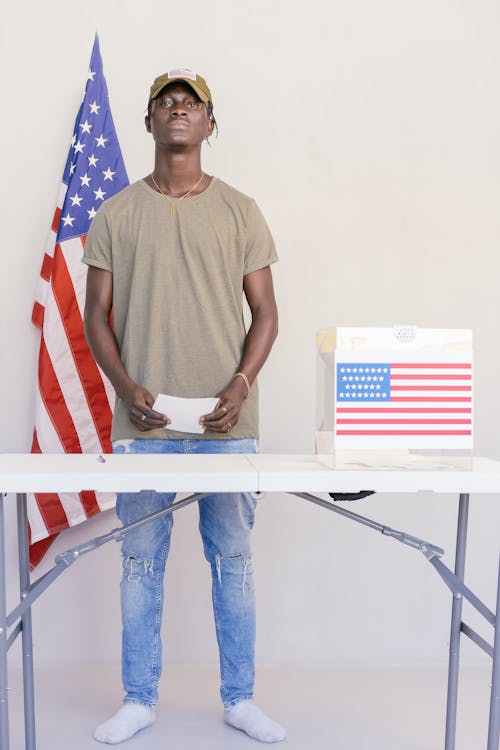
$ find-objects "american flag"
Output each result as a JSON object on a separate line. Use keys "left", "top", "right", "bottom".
{"left": 29, "top": 35, "right": 128, "bottom": 567}
{"left": 335, "top": 360, "right": 473, "bottom": 449}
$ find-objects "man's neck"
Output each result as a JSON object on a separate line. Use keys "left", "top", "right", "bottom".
{"left": 151, "top": 149, "right": 204, "bottom": 198}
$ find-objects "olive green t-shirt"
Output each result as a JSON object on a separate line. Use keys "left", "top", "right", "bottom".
{"left": 83, "top": 177, "right": 278, "bottom": 442}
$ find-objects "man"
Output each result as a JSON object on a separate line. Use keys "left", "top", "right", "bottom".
{"left": 83, "top": 68, "right": 284, "bottom": 744}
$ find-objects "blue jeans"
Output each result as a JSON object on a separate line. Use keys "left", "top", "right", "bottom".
{"left": 113, "top": 438, "right": 258, "bottom": 709}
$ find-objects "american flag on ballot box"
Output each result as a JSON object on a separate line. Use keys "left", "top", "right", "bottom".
{"left": 29, "top": 35, "right": 128, "bottom": 567}
{"left": 320, "top": 328, "right": 473, "bottom": 450}
{"left": 335, "top": 358, "right": 473, "bottom": 449}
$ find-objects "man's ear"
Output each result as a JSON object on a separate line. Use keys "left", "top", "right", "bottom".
{"left": 207, "top": 118, "right": 214, "bottom": 137}
{"left": 145, "top": 114, "right": 151, "bottom": 133}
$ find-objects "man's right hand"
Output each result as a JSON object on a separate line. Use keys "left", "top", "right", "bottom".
{"left": 122, "top": 383, "right": 170, "bottom": 432}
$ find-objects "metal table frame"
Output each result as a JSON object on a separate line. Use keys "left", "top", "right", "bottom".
{"left": 0, "top": 453, "right": 499, "bottom": 749}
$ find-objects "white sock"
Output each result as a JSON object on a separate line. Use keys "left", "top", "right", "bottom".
{"left": 93, "top": 704, "right": 155, "bottom": 744}
{"left": 224, "top": 700, "right": 286, "bottom": 743}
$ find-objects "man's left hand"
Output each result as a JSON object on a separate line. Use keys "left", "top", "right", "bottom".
{"left": 199, "top": 378, "right": 248, "bottom": 433}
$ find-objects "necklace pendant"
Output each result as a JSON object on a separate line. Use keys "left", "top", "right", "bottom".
{"left": 169, "top": 204, "right": 175, "bottom": 216}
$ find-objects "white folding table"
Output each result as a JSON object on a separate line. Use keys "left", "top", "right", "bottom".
{"left": 0, "top": 453, "right": 499, "bottom": 749}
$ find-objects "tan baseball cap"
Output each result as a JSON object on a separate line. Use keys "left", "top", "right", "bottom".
{"left": 149, "top": 68, "right": 213, "bottom": 104}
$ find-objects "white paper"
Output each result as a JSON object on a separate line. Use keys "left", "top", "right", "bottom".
{"left": 153, "top": 394, "right": 219, "bottom": 434}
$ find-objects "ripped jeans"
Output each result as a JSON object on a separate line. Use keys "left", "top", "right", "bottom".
{"left": 113, "top": 438, "right": 258, "bottom": 709}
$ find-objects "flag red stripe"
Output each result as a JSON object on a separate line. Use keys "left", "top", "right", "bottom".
{"left": 38, "top": 335, "right": 83, "bottom": 453}
{"left": 391, "top": 385, "right": 471, "bottom": 391}
{"left": 30, "top": 430, "right": 69, "bottom": 535}
{"left": 390, "top": 363, "right": 472, "bottom": 369}
{"left": 336, "top": 430, "right": 472, "bottom": 436}
{"left": 337, "top": 419, "right": 471, "bottom": 425}
{"left": 337, "top": 407, "right": 472, "bottom": 413}
{"left": 391, "top": 397, "right": 471, "bottom": 402}
{"left": 40, "top": 253, "right": 53, "bottom": 282}
{"left": 32, "top": 301, "right": 45, "bottom": 329}
{"left": 29, "top": 536, "right": 57, "bottom": 571}
{"left": 52, "top": 242, "right": 113, "bottom": 450}
{"left": 51, "top": 207, "right": 61, "bottom": 233}
{"left": 79, "top": 490, "right": 101, "bottom": 517}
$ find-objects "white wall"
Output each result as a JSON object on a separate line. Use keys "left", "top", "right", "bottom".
{"left": 2, "top": 0, "right": 500, "bottom": 668}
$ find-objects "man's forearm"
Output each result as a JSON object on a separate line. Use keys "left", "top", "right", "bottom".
{"left": 84, "top": 317, "right": 135, "bottom": 401}
{"left": 237, "top": 309, "right": 278, "bottom": 385}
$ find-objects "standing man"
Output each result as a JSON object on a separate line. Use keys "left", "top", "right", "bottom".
{"left": 83, "top": 69, "right": 284, "bottom": 744}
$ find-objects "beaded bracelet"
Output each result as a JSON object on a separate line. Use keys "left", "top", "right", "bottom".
{"left": 234, "top": 371, "right": 251, "bottom": 398}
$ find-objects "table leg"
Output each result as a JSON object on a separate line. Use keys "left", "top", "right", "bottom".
{"left": 0, "top": 495, "right": 10, "bottom": 750}
{"left": 487, "top": 554, "right": 500, "bottom": 750}
{"left": 17, "top": 494, "right": 36, "bottom": 750}
{"left": 444, "top": 493, "right": 469, "bottom": 750}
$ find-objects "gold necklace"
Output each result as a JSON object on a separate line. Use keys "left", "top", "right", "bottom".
{"left": 150, "top": 172, "right": 205, "bottom": 215}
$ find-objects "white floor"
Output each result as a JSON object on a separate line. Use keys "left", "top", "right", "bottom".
{"left": 7, "top": 662, "right": 494, "bottom": 750}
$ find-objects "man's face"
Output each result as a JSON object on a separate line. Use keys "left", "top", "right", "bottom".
{"left": 146, "top": 82, "right": 213, "bottom": 148}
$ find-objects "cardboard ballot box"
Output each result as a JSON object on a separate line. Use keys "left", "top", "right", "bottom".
{"left": 316, "top": 326, "right": 473, "bottom": 468}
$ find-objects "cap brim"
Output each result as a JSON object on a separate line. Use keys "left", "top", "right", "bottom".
{"left": 150, "top": 78, "right": 210, "bottom": 103}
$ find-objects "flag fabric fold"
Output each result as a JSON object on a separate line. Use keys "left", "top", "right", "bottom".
{"left": 29, "top": 34, "right": 129, "bottom": 567}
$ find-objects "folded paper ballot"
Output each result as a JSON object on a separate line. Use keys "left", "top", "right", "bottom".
{"left": 153, "top": 394, "right": 219, "bottom": 434}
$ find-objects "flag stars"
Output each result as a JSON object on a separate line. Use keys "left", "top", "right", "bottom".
{"left": 87, "top": 207, "right": 97, "bottom": 219}
{"left": 74, "top": 140, "right": 86, "bottom": 154}
{"left": 79, "top": 120, "right": 92, "bottom": 134}
{"left": 95, "top": 134, "right": 108, "bottom": 148}
{"left": 69, "top": 192, "right": 82, "bottom": 206}
{"left": 69, "top": 163, "right": 76, "bottom": 175}
{"left": 88, "top": 154, "right": 99, "bottom": 168}
{"left": 80, "top": 173, "right": 91, "bottom": 187}
{"left": 62, "top": 213, "right": 74, "bottom": 227}
{"left": 102, "top": 167, "right": 115, "bottom": 181}
{"left": 71, "top": 133, "right": 77, "bottom": 146}
{"left": 89, "top": 100, "right": 100, "bottom": 115}
{"left": 94, "top": 186, "right": 106, "bottom": 201}
{"left": 87, "top": 69, "right": 96, "bottom": 81}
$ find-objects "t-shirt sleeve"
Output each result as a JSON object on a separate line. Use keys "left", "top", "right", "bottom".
{"left": 243, "top": 200, "right": 279, "bottom": 276}
{"left": 82, "top": 205, "right": 113, "bottom": 271}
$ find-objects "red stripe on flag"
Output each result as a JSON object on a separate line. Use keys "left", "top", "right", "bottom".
{"left": 30, "top": 430, "right": 69, "bottom": 537}
{"left": 391, "top": 397, "right": 472, "bottom": 402}
{"left": 79, "top": 490, "right": 101, "bottom": 517}
{"left": 32, "top": 301, "right": 45, "bottom": 329}
{"left": 336, "top": 430, "right": 472, "bottom": 436}
{"left": 52, "top": 242, "right": 113, "bottom": 451}
{"left": 337, "top": 419, "right": 471, "bottom": 425}
{"left": 40, "top": 253, "right": 53, "bottom": 282}
{"left": 38, "top": 335, "right": 83, "bottom": 453}
{"left": 51, "top": 207, "right": 61, "bottom": 233}
{"left": 337, "top": 407, "right": 472, "bottom": 413}
{"left": 29, "top": 536, "right": 57, "bottom": 571}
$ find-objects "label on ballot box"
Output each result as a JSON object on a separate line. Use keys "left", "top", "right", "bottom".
{"left": 316, "top": 326, "right": 473, "bottom": 469}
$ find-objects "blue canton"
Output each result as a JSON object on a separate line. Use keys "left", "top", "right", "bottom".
{"left": 336, "top": 363, "right": 391, "bottom": 401}
{"left": 58, "top": 35, "right": 128, "bottom": 243}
